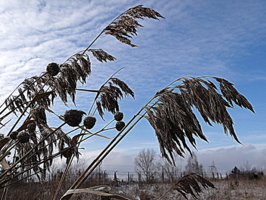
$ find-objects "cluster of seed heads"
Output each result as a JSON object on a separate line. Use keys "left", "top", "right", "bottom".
{"left": 63, "top": 109, "right": 126, "bottom": 132}
{"left": 114, "top": 112, "right": 125, "bottom": 131}
{"left": 10, "top": 130, "right": 30, "bottom": 143}
{"left": 41, "top": 129, "right": 49, "bottom": 137}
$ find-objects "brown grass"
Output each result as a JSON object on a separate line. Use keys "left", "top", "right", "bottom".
{"left": 2, "top": 177, "right": 265, "bottom": 200}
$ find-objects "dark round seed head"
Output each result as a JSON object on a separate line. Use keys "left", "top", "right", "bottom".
{"left": 61, "top": 148, "right": 73, "bottom": 158}
{"left": 17, "top": 131, "right": 30, "bottom": 143}
{"left": 10, "top": 131, "right": 18, "bottom": 140}
{"left": 64, "top": 109, "right": 86, "bottom": 127}
{"left": 114, "top": 112, "right": 124, "bottom": 121}
{"left": 115, "top": 121, "right": 125, "bottom": 131}
{"left": 83, "top": 116, "right": 96, "bottom": 129}
{"left": 27, "top": 123, "right": 36, "bottom": 133}
{"left": 46, "top": 62, "right": 60, "bottom": 76}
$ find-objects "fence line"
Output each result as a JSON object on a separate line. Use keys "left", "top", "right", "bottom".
{"left": 57, "top": 169, "right": 226, "bottom": 186}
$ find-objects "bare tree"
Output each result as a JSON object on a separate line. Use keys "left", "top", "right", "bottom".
{"left": 160, "top": 159, "right": 182, "bottom": 182}
{"left": 134, "top": 148, "right": 157, "bottom": 183}
{"left": 184, "top": 152, "right": 204, "bottom": 176}
{"left": 209, "top": 161, "right": 218, "bottom": 179}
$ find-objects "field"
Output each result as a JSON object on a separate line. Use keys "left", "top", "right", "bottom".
{"left": 138, "top": 179, "right": 266, "bottom": 200}
{"left": 1, "top": 177, "right": 266, "bottom": 199}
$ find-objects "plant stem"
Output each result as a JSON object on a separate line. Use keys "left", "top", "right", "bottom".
{"left": 60, "top": 94, "right": 157, "bottom": 200}
{"left": 0, "top": 122, "right": 66, "bottom": 182}
{"left": 63, "top": 11, "right": 126, "bottom": 64}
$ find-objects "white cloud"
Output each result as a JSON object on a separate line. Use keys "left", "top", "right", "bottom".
{"left": 70, "top": 144, "right": 266, "bottom": 177}
{"left": 197, "top": 144, "right": 266, "bottom": 174}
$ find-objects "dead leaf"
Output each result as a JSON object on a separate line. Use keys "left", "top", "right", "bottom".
{"left": 60, "top": 185, "right": 133, "bottom": 200}
{"left": 32, "top": 91, "right": 55, "bottom": 102}
{"left": 17, "top": 120, "right": 35, "bottom": 132}
{"left": 0, "top": 137, "right": 10, "bottom": 150}
{"left": 0, "top": 158, "right": 10, "bottom": 170}
{"left": 76, "top": 89, "right": 112, "bottom": 93}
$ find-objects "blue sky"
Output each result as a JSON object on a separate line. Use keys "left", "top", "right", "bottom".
{"left": 0, "top": 0, "right": 266, "bottom": 174}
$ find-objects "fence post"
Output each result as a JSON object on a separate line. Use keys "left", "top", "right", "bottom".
{"left": 138, "top": 173, "right": 141, "bottom": 187}
{"left": 162, "top": 170, "right": 164, "bottom": 183}
{"left": 113, "top": 171, "right": 118, "bottom": 186}
{"left": 103, "top": 170, "right": 106, "bottom": 184}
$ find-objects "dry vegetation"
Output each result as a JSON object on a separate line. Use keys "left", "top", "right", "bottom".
{"left": 1, "top": 175, "right": 266, "bottom": 200}
{"left": 0, "top": 5, "right": 255, "bottom": 200}
{"left": 134, "top": 179, "right": 266, "bottom": 200}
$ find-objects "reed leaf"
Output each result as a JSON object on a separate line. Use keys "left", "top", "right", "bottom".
{"left": 0, "top": 158, "right": 10, "bottom": 170}
{"left": 17, "top": 120, "right": 36, "bottom": 132}
{"left": 0, "top": 137, "right": 10, "bottom": 150}
{"left": 76, "top": 89, "right": 112, "bottom": 93}
{"left": 32, "top": 91, "right": 55, "bottom": 103}
{"left": 61, "top": 185, "right": 133, "bottom": 200}
{"left": 159, "top": 173, "right": 215, "bottom": 200}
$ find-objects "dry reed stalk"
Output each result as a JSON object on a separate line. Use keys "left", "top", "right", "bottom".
{"left": 53, "top": 67, "right": 131, "bottom": 200}
{"left": 61, "top": 75, "right": 253, "bottom": 199}
{"left": 0, "top": 123, "right": 66, "bottom": 187}
{"left": 52, "top": 6, "right": 164, "bottom": 199}
{"left": 60, "top": 95, "right": 164, "bottom": 199}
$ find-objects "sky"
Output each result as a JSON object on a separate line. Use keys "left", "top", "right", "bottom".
{"left": 0, "top": 0, "right": 266, "bottom": 175}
